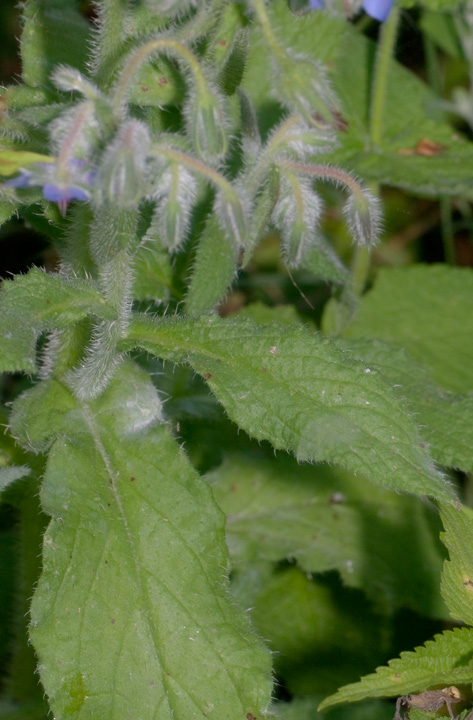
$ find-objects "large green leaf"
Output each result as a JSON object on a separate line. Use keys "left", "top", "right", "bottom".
{"left": 337, "top": 337, "right": 473, "bottom": 472}
{"left": 0, "top": 268, "right": 115, "bottom": 373}
{"left": 124, "top": 314, "right": 453, "bottom": 499}
{"left": 347, "top": 265, "right": 473, "bottom": 394}
{"left": 319, "top": 627, "right": 473, "bottom": 710}
{"left": 440, "top": 501, "right": 473, "bottom": 626}
{"left": 17, "top": 363, "right": 272, "bottom": 720}
{"left": 208, "top": 452, "right": 447, "bottom": 616}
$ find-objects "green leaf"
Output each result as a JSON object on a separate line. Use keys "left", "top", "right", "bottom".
{"left": 209, "top": 452, "right": 447, "bottom": 616}
{"left": 274, "top": 696, "right": 394, "bottom": 720}
{"left": 132, "top": 243, "right": 173, "bottom": 303}
{"left": 319, "top": 627, "right": 473, "bottom": 710}
{"left": 347, "top": 265, "right": 473, "bottom": 393}
{"left": 337, "top": 337, "right": 473, "bottom": 473}
{"left": 440, "top": 501, "right": 473, "bottom": 625}
{"left": 0, "top": 150, "right": 55, "bottom": 176}
{"left": 0, "top": 268, "right": 115, "bottom": 373}
{"left": 20, "top": 0, "right": 91, "bottom": 88}
{"left": 185, "top": 217, "right": 239, "bottom": 316}
{"left": 247, "top": 567, "right": 389, "bottom": 696}
{"left": 26, "top": 363, "right": 272, "bottom": 720}
{"left": 124, "top": 314, "right": 454, "bottom": 499}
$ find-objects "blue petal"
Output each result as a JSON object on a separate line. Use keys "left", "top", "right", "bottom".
{"left": 363, "top": 0, "right": 393, "bottom": 20}
{"left": 309, "top": 0, "right": 326, "bottom": 7}
{"left": 5, "top": 171, "right": 33, "bottom": 188}
{"left": 42, "top": 183, "right": 89, "bottom": 203}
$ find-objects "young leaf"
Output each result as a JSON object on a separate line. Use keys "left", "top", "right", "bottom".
{"left": 24, "top": 363, "right": 272, "bottom": 720}
{"left": 0, "top": 268, "right": 115, "bottom": 373}
{"left": 347, "top": 265, "right": 473, "bottom": 394}
{"left": 319, "top": 627, "right": 473, "bottom": 710}
{"left": 185, "top": 216, "right": 239, "bottom": 316}
{"left": 124, "top": 315, "right": 454, "bottom": 499}
{"left": 208, "top": 452, "right": 447, "bottom": 616}
{"left": 440, "top": 501, "right": 473, "bottom": 626}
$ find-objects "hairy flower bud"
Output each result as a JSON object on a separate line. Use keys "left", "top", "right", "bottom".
{"left": 343, "top": 186, "right": 382, "bottom": 247}
{"left": 96, "top": 120, "right": 150, "bottom": 207}
{"left": 148, "top": 159, "right": 198, "bottom": 252}
{"left": 273, "top": 171, "right": 323, "bottom": 266}
{"left": 276, "top": 52, "right": 339, "bottom": 127}
{"left": 187, "top": 87, "right": 228, "bottom": 161}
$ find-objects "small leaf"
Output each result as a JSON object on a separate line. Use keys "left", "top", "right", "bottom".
{"left": 124, "top": 314, "right": 454, "bottom": 499}
{"left": 348, "top": 265, "right": 473, "bottom": 393}
{"left": 440, "top": 501, "right": 473, "bottom": 625}
{"left": 25, "top": 363, "right": 273, "bottom": 720}
{"left": 0, "top": 150, "right": 55, "bottom": 176}
{"left": 185, "top": 216, "right": 238, "bottom": 316}
{"left": 0, "top": 268, "right": 115, "bottom": 373}
{"left": 319, "top": 627, "right": 473, "bottom": 710}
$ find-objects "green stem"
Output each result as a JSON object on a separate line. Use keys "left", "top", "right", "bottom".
{"left": 250, "top": 0, "right": 286, "bottom": 61}
{"left": 369, "top": 5, "right": 401, "bottom": 149}
{"left": 351, "top": 244, "right": 372, "bottom": 297}
{"left": 113, "top": 39, "right": 209, "bottom": 117}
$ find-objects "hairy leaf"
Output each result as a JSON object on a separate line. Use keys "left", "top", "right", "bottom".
{"left": 24, "top": 363, "right": 272, "bottom": 720}
{"left": 124, "top": 314, "right": 453, "bottom": 499}
{"left": 347, "top": 265, "right": 473, "bottom": 394}
{"left": 319, "top": 627, "right": 473, "bottom": 710}
{"left": 440, "top": 501, "right": 473, "bottom": 626}
{"left": 209, "top": 452, "right": 447, "bottom": 616}
{"left": 337, "top": 338, "right": 473, "bottom": 473}
{"left": 0, "top": 268, "right": 115, "bottom": 373}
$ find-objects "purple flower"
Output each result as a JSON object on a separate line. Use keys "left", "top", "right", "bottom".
{"left": 309, "top": 0, "right": 326, "bottom": 8}
{"left": 4, "top": 158, "right": 96, "bottom": 215}
{"left": 362, "top": 0, "right": 393, "bottom": 20}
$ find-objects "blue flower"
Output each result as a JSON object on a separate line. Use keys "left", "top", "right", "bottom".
{"left": 362, "top": 0, "right": 393, "bottom": 20}
{"left": 5, "top": 158, "right": 96, "bottom": 215}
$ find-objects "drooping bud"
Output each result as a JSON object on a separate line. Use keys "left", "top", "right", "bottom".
{"left": 51, "top": 65, "right": 104, "bottom": 102}
{"left": 187, "top": 85, "right": 228, "bottom": 161}
{"left": 343, "top": 185, "right": 382, "bottom": 247}
{"left": 96, "top": 120, "right": 150, "bottom": 207}
{"left": 276, "top": 52, "right": 339, "bottom": 127}
{"left": 273, "top": 170, "right": 323, "bottom": 267}
{"left": 148, "top": 158, "right": 198, "bottom": 252}
{"left": 214, "top": 184, "right": 248, "bottom": 249}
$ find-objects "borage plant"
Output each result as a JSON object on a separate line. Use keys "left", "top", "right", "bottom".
{"left": 2, "top": 0, "right": 473, "bottom": 719}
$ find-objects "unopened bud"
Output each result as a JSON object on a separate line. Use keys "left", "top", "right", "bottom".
{"left": 277, "top": 53, "right": 339, "bottom": 127}
{"left": 96, "top": 120, "right": 150, "bottom": 207}
{"left": 274, "top": 171, "right": 323, "bottom": 266}
{"left": 149, "top": 160, "right": 198, "bottom": 251}
{"left": 343, "top": 187, "right": 382, "bottom": 247}
{"left": 188, "top": 88, "right": 228, "bottom": 161}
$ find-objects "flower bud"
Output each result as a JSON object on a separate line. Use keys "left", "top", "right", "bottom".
{"left": 96, "top": 120, "right": 150, "bottom": 207}
{"left": 343, "top": 186, "right": 382, "bottom": 247}
{"left": 276, "top": 52, "right": 339, "bottom": 127}
{"left": 273, "top": 171, "right": 323, "bottom": 266}
{"left": 148, "top": 160, "right": 198, "bottom": 252}
{"left": 187, "top": 87, "right": 228, "bottom": 161}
